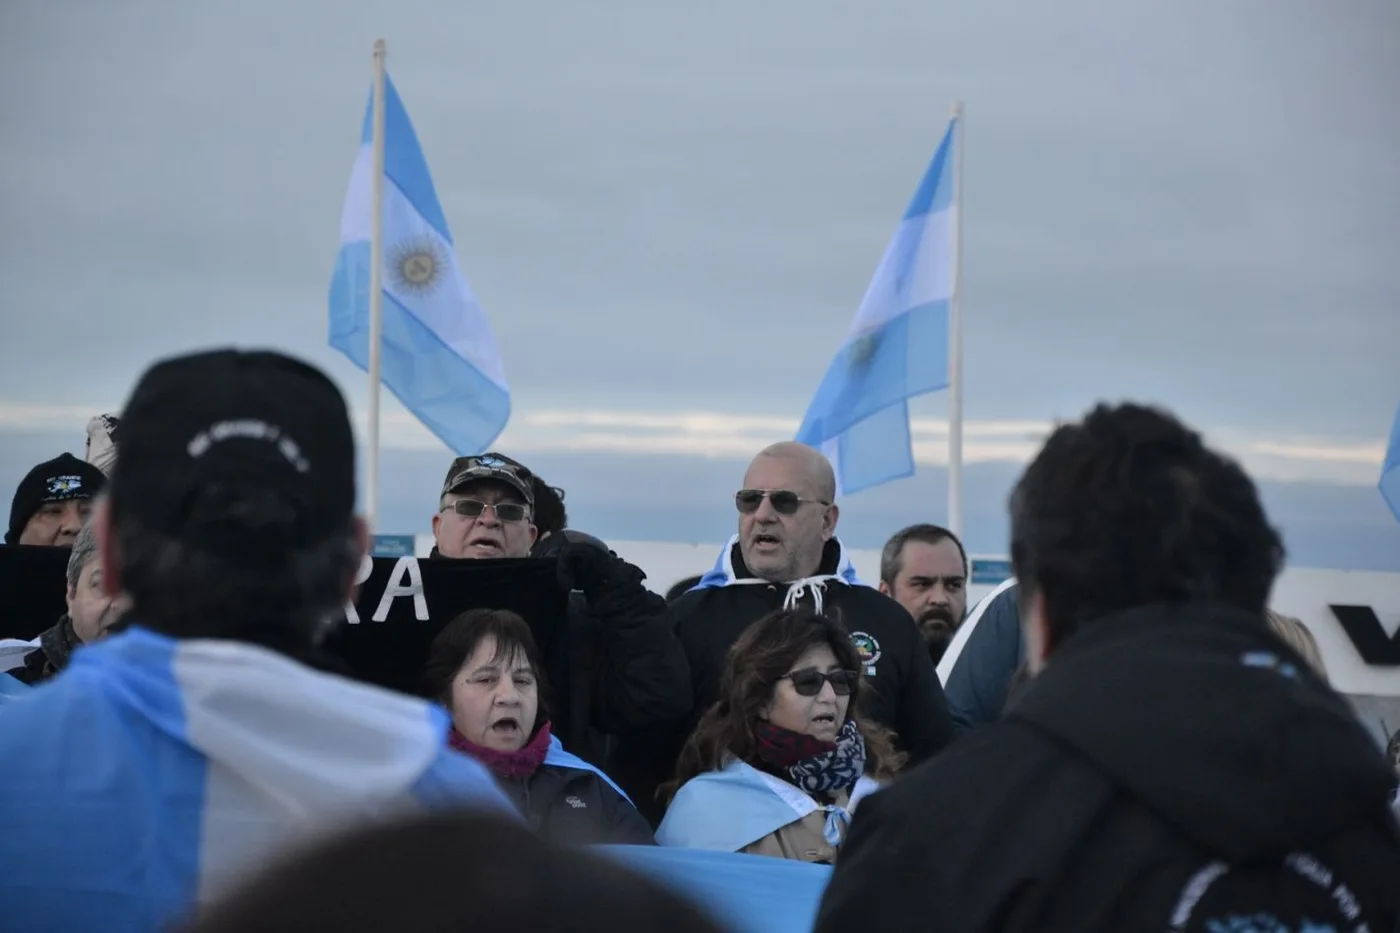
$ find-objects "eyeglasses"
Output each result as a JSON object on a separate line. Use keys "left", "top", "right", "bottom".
{"left": 780, "top": 667, "right": 859, "bottom": 697}
{"left": 734, "top": 489, "right": 830, "bottom": 516}
{"left": 439, "top": 498, "right": 530, "bottom": 523}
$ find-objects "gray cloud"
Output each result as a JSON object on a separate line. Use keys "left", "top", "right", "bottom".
{"left": 1, "top": 2, "right": 1397, "bottom": 502}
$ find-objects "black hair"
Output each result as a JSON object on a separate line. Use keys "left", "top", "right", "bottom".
{"left": 879, "top": 523, "right": 968, "bottom": 585}
{"left": 112, "top": 502, "right": 361, "bottom": 654}
{"left": 1009, "top": 402, "right": 1284, "bottom": 652}
{"left": 529, "top": 476, "right": 568, "bottom": 539}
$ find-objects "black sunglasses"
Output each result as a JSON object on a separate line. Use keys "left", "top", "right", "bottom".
{"left": 439, "top": 498, "right": 530, "bottom": 523}
{"left": 780, "top": 667, "right": 859, "bottom": 697}
{"left": 735, "top": 488, "right": 830, "bottom": 516}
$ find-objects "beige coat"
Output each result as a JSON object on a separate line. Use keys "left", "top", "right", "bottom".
{"left": 741, "top": 786, "right": 852, "bottom": 864}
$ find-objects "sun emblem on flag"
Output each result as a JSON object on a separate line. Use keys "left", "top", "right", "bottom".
{"left": 849, "top": 332, "right": 879, "bottom": 369}
{"left": 389, "top": 239, "right": 447, "bottom": 296}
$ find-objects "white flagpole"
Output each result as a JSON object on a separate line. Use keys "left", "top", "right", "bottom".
{"left": 947, "top": 100, "right": 965, "bottom": 539}
{"left": 366, "top": 39, "right": 387, "bottom": 534}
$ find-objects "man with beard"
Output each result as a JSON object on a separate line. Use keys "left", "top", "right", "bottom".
{"left": 878, "top": 524, "right": 968, "bottom": 665}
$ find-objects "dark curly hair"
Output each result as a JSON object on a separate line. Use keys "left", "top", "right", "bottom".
{"left": 662, "top": 609, "right": 905, "bottom": 802}
{"left": 1010, "top": 402, "right": 1285, "bottom": 653}
{"left": 529, "top": 477, "right": 568, "bottom": 540}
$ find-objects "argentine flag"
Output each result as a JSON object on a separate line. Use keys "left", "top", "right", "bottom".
{"left": 1382, "top": 401, "right": 1400, "bottom": 523}
{"left": 0, "top": 627, "right": 514, "bottom": 932}
{"left": 796, "top": 117, "right": 958, "bottom": 494}
{"left": 329, "top": 74, "right": 510, "bottom": 455}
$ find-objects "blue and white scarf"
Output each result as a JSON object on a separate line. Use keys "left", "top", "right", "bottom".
{"left": 690, "top": 534, "right": 866, "bottom": 615}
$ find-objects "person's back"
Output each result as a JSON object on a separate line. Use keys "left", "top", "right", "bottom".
{"left": 0, "top": 349, "right": 514, "bottom": 933}
{"left": 816, "top": 402, "right": 1400, "bottom": 933}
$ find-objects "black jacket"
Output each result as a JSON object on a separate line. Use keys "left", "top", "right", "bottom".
{"left": 526, "top": 533, "right": 692, "bottom": 773}
{"left": 10, "top": 616, "right": 80, "bottom": 686}
{"left": 816, "top": 603, "right": 1400, "bottom": 933}
{"left": 498, "top": 763, "right": 657, "bottom": 847}
{"left": 942, "top": 581, "right": 1024, "bottom": 731}
{"left": 620, "top": 539, "right": 953, "bottom": 825}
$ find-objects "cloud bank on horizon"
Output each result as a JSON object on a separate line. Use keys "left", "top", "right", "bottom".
{"left": 0, "top": 399, "right": 1387, "bottom": 491}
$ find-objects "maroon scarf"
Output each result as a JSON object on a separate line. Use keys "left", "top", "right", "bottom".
{"left": 449, "top": 720, "right": 553, "bottom": 781}
{"left": 753, "top": 719, "right": 837, "bottom": 769}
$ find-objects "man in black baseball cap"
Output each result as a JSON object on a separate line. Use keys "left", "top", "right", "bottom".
{"left": 432, "top": 453, "right": 538, "bottom": 560}
{"left": 429, "top": 450, "right": 692, "bottom": 803}
{"left": 0, "top": 348, "right": 513, "bottom": 932}
{"left": 6, "top": 453, "right": 106, "bottom": 547}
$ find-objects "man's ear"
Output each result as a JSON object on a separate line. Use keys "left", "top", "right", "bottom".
{"left": 877, "top": 579, "right": 892, "bottom": 597}
{"left": 822, "top": 503, "right": 840, "bottom": 541}
{"left": 93, "top": 498, "right": 121, "bottom": 599}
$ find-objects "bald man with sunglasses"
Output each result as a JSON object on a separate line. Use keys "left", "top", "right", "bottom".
{"left": 627, "top": 443, "right": 954, "bottom": 825}
{"left": 430, "top": 453, "right": 692, "bottom": 793}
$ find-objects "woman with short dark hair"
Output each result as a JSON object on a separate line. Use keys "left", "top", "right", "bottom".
{"left": 658, "top": 609, "right": 904, "bottom": 862}
{"left": 424, "top": 608, "right": 655, "bottom": 846}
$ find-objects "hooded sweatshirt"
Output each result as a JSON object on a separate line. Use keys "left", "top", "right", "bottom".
{"left": 0, "top": 627, "right": 515, "bottom": 933}
{"left": 815, "top": 603, "right": 1400, "bottom": 933}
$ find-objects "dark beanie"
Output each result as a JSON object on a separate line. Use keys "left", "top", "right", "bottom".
{"left": 6, "top": 453, "right": 107, "bottom": 544}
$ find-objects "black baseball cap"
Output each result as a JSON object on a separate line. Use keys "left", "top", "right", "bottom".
{"left": 441, "top": 453, "right": 534, "bottom": 508}
{"left": 109, "top": 349, "right": 356, "bottom": 558}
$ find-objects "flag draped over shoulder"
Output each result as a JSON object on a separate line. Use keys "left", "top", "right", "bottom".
{"left": 0, "top": 628, "right": 514, "bottom": 932}
{"left": 796, "top": 117, "right": 958, "bottom": 495}
{"left": 329, "top": 74, "right": 510, "bottom": 455}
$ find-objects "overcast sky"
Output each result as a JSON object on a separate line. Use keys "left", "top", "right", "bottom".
{"left": 2, "top": 0, "right": 1398, "bottom": 565}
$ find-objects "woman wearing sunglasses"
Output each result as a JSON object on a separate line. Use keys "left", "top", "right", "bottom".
{"left": 656, "top": 609, "right": 905, "bottom": 863}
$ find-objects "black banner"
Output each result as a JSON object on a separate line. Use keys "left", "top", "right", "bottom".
{"left": 0, "top": 545, "right": 570, "bottom": 696}
{"left": 1329, "top": 604, "right": 1400, "bottom": 667}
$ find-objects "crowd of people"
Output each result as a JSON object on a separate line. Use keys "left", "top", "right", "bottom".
{"left": 0, "top": 345, "right": 1397, "bottom": 932}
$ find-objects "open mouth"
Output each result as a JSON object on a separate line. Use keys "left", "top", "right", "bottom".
{"left": 490, "top": 717, "right": 521, "bottom": 735}
{"left": 752, "top": 533, "right": 781, "bottom": 548}
{"left": 812, "top": 713, "right": 837, "bottom": 726}
{"left": 467, "top": 539, "right": 504, "bottom": 554}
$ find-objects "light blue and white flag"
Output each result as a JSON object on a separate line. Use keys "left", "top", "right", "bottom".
{"left": 1382, "top": 401, "right": 1400, "bottom": 523}
{"left": 0, "top": 635, "right": 38, "bottom": 673}
{"left": 657, "top": 758, "right": 880, "bottom": 852}
{"left": 545, "top": 733, "right": 633, "bottom": 803}
{"left": 602, "top": 845, "right": 833, "bottom": 933}
{"left": 329, "top": 74, "right": 510, "bottom": 455}
{"left": 796, "top": 117, "right": 959, "bottom": 494}
{"left": 0, "top": 627, "right": 515, "bottom": 933}
{"left": 0, "top": 670, "right": 30, "bottom": 703}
